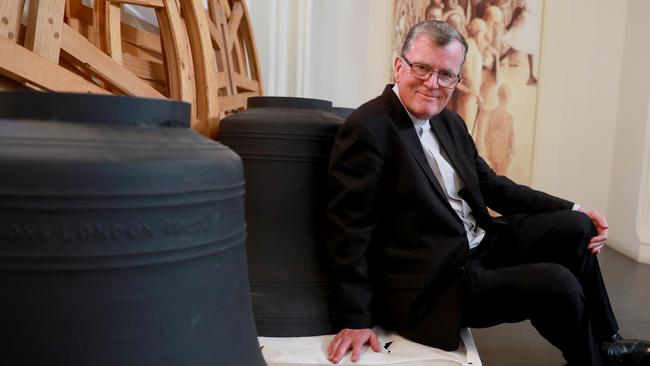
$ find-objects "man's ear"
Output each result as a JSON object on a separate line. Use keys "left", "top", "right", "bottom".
{"left": 393, "top": 57, "right": 401, "bottom": 83}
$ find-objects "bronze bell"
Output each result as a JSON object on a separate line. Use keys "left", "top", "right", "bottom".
{"left": 219, "top": 96, "right": 343, "bottom": 336}
{"left": 0, "top": 92, "right": 266, "bottom": 366}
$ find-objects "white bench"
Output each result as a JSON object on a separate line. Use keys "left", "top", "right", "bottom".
{"left": 259, "top": 328, "right": 481, "bottom": 366}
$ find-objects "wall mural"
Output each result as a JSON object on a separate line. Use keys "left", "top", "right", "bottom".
{"left": 393, "top": 0, "right": 544, "bottom": 184}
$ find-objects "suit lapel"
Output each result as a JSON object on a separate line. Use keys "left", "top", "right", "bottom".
{"left": 430, "top": 115, "right": 478, "bottom": 194}
{"left": 383, "top": 87, "right": 451, "bottom": 205}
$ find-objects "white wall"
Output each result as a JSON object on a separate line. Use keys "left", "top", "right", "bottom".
{"left": 247, "top": 0, "right": 650, "bottom": 263}
{"left": 532, "top": 0, "right": 627, "bottom": 213}
{"left": 606, "top": 0, "right": 650, "bottom": 263}
{"left": 247, "top": 0, "right": 393, "bottom": 108}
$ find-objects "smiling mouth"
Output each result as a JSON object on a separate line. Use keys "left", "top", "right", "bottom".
{"left": 417, "top": 92, "right": 439, "bottom": 99}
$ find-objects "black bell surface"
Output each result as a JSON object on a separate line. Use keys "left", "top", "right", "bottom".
{"left": 219, "top": 96, "right": 343, "bottom": 336}
{"left": 0, "top": 91, "right": 265, "bottom": 366}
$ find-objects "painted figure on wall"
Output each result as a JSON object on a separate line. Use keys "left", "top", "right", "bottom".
{"left": 485, "top": 82, "right": 515, "bottom": 175}
{"left": 393, "top": 0, "right": 543, "bottom": 183}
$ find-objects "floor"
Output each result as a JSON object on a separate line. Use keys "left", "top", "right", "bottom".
{"left": 471, "top": 247, "right": 650, "bottom": 365}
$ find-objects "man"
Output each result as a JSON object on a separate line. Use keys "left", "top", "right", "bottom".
{"left": 325, "top": 20, "right": 650, "bottom": 365}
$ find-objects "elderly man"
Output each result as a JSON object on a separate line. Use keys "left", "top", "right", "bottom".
{"left": 325, "top": 20, "right": 649, "bottom": 366}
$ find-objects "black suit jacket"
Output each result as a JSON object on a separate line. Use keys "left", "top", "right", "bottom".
{"left": 326, "top": 85, "right": 572, "bottom": 350}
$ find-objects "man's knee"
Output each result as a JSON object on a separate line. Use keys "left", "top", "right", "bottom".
{"left": 554, "top": 211, "right": 597, "bottom": 247}
{"left": 571, "top": 210, "right": 597, "bottom": 236}
{"left": 542, "top": 264, "right": 585, "bottom": 307}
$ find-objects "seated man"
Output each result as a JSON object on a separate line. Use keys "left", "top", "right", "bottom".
{"left": 325, "top": 20, "right": 650, "bottom": 366}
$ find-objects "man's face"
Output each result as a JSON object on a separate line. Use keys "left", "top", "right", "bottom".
{"left": 394, "top": 36, "right": 464, "bottom": 120}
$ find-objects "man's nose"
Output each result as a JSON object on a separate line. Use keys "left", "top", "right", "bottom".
{"left": 424, "top": 73, "right": 440, "bottom": 89}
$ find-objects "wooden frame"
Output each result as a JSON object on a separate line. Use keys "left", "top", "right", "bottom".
{"left": 0, "top": 0, "right": 263, "bottom": 138}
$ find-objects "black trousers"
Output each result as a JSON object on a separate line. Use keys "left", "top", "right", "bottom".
{"left": 460, "top": 210, "right": 619, "bottom": 366}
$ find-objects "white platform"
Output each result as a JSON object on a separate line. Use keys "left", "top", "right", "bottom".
{"left": 259, "top": 328, "right": 481, "bottom": 366}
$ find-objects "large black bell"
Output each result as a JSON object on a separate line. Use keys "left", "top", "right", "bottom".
{"left": 0, "top": 92, "right": 265, "bottom": 366}
{"left": 219, "top": 96, "right": 343, "bottom": 336}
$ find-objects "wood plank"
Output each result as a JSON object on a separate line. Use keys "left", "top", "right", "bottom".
{"left": 110, "top": 0, "right": 164, "bottom": 7}
{"left": 0, "top": 0, "right": 26, "bottom": 42}
{"left": 65, "top": 16, "right": 94, "bottom": 43}
{"left": 191, "top": 116, "right": 209, "bottom": 137}
{"left": 218, "top": 92, "right": 257, "bottom": 112}
{"left": 66, "top": 0, "right": 90, "bottom": 21}
{"left": 145, "top": 78, "right": 167, "bottom": 95}
{"left": 239, "top": 0, "right": 263, "bottom": 94}
{"left": 220, "top": 0, "right": 231, "bottom": 18}
{"left": 233, "top": 35, "right": 245, "bottom": 75}
{"left": 122, "top": 41, "right": 162, "bottom": 62}
{"left": 0, "top": 73, "right": 26, "bottom": 90}
{"left": 24, "top": 0, "right": 66, "bottom": 62}
{"left": 106, "top": 2, "right": 122, "bottom": 63}
{"left": 215, "top": 71, "right": 228, "bottom": 89}
{"left": 211, "top": 2, "right": 235, "bottom": 95}
{"left": 60, "top": 23, "right": 164, "bottom": 98}
{"left": 220, "top": 22, "right": 236, "bottom": 94}
{"left": 0, "top": 36, "right": 108, "bottom": 93}
{"left": 157, "top": 0, "right": 196, "bottom": 107}
{"left": 92, "top": 0, "right": 107, "bottom": 49}
{"left": 208, "top": 17, "right": 230, "bottom": 80}
{"left": 232, "top": 72, "right": 260, "bottom": 93}
{"left": 226, "top": 1, "right": 243, "bottom": 51}
{"left": 182, "top": 0, "right": 222, "bottom": 137}
{"left": 121, "top": 21, "right": 162, "bottom": 54}
{"left": 207, "top": 17, "right": 224, "bottom": 52}
{"left": 122, "top": 52, "right": 165, "bottom": 81}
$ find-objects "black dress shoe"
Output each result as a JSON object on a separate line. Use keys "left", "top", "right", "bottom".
{"left": 600, "top": 333, "right": 650, "bottom": 366}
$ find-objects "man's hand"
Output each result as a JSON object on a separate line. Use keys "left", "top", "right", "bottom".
{"left": 327, "top": 328, "right": 381, "bottom": 364}
{"left": 578, "top": 207, "right": 609, "bottom": 254}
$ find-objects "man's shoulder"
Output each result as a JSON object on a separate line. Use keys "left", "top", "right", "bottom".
{"left": 438, "top": 108, "right": 467, "bottom": 127}
{"left": 350, "top": 95, "right": 390, "bottom": 120}
{"left": 343, "top": 87, "right": 401, "bottom": 131}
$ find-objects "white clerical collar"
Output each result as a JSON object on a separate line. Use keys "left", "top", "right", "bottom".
{"left": 392, "top": 84, "right": 430, "bottom": 130}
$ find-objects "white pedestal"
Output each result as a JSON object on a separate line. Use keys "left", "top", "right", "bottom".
{"left": 259, "top": 328, "right": 481, "bottom": 366}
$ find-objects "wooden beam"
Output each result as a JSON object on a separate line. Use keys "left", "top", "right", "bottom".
{"left": 208, "top": 17, "right": 229, "bottom": 76}
{"left": 0, "top": 36, "right": 108, "bottom": 93}
{"left": 210, "top": 2, "right": 234, "bottom": 95}
{"left": 157, "top": 0, "right": 196, "bottom": 109}
{"left": 232, "top": 72, "right": 260, "bottom": 93}
{"left": 60, "top": 23, "right": 164, "bottom": 98}
{"left": 106, "top": 1, "right": 123, "bottom": 63}
{"left": 120, "top": 21, "right": 162, "bottom": 54}
{"left": 122, "top": 52, "right": 165, "bottom": 81}
{"left": 181, "top": 0, "right": 221, "bottom": 137}
{"left": 0, "top": 0, "right": 26, "bottom": 42}
{"left": 0, "top": 73, "right": 26, "bottom": 91}
{"left": 122, "top": 41, "right": 163, "bottom": 63}
{"left": 24, "top": 0, "right": 66, "bottom": 63}
{"left": 66, "top": 0, "right": 89, "bottom": 21}
{"left": 65, "top": 16, "right": 94, "bottom": 43}
{"left": 217, "top": 92, "right": 256, "bottom": 113}
{"left": 110, "top": 0, "right": 164, "bottom": 8}
{"left": 226, "top": 1, "right": 243, "bottom": 51}
{"left": 239, "top": 0, "right": 263, "bottom": 94}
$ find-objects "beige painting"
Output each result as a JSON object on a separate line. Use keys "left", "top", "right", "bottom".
{"left": 393, "top": 0, "right": 544, "bottom": 185}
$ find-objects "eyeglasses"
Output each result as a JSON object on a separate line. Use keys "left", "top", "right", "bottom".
{"left": 401, "top": 55, "right": 461, "bottom": 88}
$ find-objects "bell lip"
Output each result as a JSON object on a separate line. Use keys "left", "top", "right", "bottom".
{"left": 247, "top": 96, "right": 333, "bottom": 112}
{"left": 0, "top": 91, "right": 191, "bottom": 128}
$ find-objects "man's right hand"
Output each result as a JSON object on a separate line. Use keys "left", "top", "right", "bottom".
{"left": 327, "top": 328, "right": 381, "bottom": 364}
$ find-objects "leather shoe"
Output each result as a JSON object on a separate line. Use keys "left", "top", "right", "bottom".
{"left": 600, "top": 333, "right": 650, "bottom": 366}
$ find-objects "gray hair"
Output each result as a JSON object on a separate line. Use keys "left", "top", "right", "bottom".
{"left": 400, "top": 20, "right": 468, "bottom": 64}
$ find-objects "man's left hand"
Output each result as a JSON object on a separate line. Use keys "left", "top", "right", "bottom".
{"left": 578, "top": 207, "right": 608, "bottom": 254}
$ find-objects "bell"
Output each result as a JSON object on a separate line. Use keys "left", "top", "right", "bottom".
{"left": 0, "top": 92, "right": 266, "bottom": 366}
{"left": 219, "top": 96, "right": 343, "bottom": 336}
